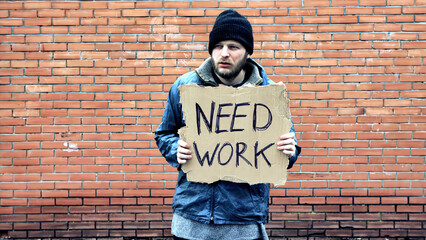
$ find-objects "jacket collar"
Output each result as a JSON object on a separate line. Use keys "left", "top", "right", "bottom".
{"left": 195, "top": 57, "right": 264, "bottom": 87}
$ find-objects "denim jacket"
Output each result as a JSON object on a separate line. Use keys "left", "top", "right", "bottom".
{"left": 155, "top": 58, "right": 301, "bottom": 224}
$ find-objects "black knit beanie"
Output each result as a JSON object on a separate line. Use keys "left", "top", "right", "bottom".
{"left": 208, "top": 9, "right": 254, "bottom": 55}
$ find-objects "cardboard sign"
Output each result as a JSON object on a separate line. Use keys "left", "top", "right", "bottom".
{"left": 178, "top": 83, "right": 291, "bottom": 185}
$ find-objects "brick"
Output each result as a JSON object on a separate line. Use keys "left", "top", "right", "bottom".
{"left": 297, "top": 0, "right": 325, "bottom": 7}
{"left": 326, "top": 229, "right": 352, "bottom": 237}
{"left": 39, "top": 9, "right": 65, "bottom": 17}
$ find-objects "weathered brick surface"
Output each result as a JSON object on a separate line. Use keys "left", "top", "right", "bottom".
{"left": 0, "top": 0, "right": 425, "bottom": 239}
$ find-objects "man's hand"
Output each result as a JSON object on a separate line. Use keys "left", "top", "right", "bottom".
{"left": 177, "top": 140, "right": 192, "bottom": 164}
{"left": 277, "top": 132, "right": 296, "bottom": 157}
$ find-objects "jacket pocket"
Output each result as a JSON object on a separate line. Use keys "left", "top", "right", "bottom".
{"left": 249, "top": 184, "right": 269, "bottom": 211}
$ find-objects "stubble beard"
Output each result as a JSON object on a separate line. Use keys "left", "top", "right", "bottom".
{"left": 212, "top": 54, "right": 248, "bottom": 81}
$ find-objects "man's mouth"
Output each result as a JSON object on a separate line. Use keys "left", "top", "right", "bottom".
{"left": 219, "top": 62, "right": 231, "bottom": 68}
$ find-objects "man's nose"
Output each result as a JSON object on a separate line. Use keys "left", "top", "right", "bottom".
{"left": 220, "top": 46, "right": 230, "bottom": 57}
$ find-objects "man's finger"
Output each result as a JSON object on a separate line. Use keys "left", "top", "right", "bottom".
{"left": 177, "top": 140, "right": 192, "bottom": 165}
{"left": 277, "top": 138, "right": 295, "bottom": 147}
{"left": 280, "top": 132, "right": 295, "bottom": 140}
{"left": 177, "top": 158, "right": 187, "bottom": 164}
{"left": 281, "top": 145, "right": 295, "bottom": 156}
{"left": 178, "top": 147, "right": 192, "bottom": 156}
{"left": 178, "top": 139, "right": 190, "bottom": 149}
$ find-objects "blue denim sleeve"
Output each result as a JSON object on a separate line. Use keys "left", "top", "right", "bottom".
{"left": 154, "top": 83, "right": 183, "bottom": 168}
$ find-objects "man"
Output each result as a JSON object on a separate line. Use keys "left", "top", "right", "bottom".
{"left": 155, "top": 9, "right": 301, "bottom": 240}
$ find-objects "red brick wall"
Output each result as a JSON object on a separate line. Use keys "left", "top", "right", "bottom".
{"left": 0, "top": 1, "right": 425, "bottom": 239}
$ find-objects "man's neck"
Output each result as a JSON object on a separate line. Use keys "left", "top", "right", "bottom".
{"left": 215, "top": 69, "right": 246, "bottom": 87}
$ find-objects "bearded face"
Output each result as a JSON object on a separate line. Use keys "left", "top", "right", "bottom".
{"left": 211, "top": 40, "right": 249, "bottom": 85}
